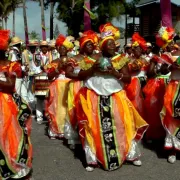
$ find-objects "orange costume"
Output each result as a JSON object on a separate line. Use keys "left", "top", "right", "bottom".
{"left": 64, "top": 30, "right": 99, "bottom": 146}
{"left": 0, "top": 30, "right": 32, "bottom": 179}
{"left": 75, "top": 24, "right": 148, "bottom": 170}
{"left": 45, "top": 34, "right": 74, "bottom": 139}
{"left": 125, "top": 33, "right": 149, "bottom": 118}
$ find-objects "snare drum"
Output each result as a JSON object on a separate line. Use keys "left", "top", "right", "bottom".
{"left": 34, "top": 73, "right": 52, "bottom": 97}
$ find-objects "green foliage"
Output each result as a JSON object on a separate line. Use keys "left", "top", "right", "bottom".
{"left": 29, "top": 30, "right": 40, "bottom": 40}
{"left": 56, "top": 0, "right": 126, "bottom": 37}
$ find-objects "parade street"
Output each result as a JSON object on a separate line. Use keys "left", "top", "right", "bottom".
{"left": 31, "top": 120, "right": 180, "bottom": 180}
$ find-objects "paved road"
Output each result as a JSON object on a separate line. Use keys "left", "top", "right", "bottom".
{"left": 31, "top": 119, "right": 180, "bottom": 180}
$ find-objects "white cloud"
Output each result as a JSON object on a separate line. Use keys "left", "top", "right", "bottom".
{"left": 7, "top": 1, "right": 67, "bottom": 40}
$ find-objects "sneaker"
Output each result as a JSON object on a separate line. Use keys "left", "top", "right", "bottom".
{"left": 168, "top": 155, "right": 176, "bottom": 164}
{"left": 86, "top": 166, "right": 94, "bottom": 172}
{"left": 133, "top": 159, "right": 142, "bottom": 166}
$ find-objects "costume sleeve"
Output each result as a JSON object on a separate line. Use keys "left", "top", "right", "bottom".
{"left": 8, "top": 62, "right": 22, "bottom": 78}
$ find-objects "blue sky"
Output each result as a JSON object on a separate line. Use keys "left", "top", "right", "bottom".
{"left": 7, "top": 1, "right": 137, "bottom": 40}
{"left": 7, "top": 1, "right": 67, "bottom": 40}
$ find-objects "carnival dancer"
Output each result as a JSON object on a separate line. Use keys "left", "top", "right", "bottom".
{"left": 0, "top": 30, "right": 32, "bottom": 179}
{"left": 157, "top": 27, "right": 180, "bottom": 164}
{"left": 45, "top": 34, "right": 74, "bottom": 139}
{"left": 21, "top": 39, "right": 39, "bottom": 108}
{"left": 35, "top": 41, "right": 51, "bottom": 124}
{"left": 143, "top": 27, "right": 174, "bottom": 142}
{"left": 8, "top": 36, "right": 23, "bottom": 95}
{"left": 64, "top": 30, "right": 100, "bottom": 149}
{"left": 75, "top": 23, "right": 148, "bottom": 171}
{"left": 125, "top": 33, "right": 149, "bottom": 118}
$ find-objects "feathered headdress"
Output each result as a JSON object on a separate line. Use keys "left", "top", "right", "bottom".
{"left": 0, "top": 30, "right": 10, "bottom": 50}
{"left": 156, "top": 26, "right": 175, "bottom": 49}
{"left": 131, "top": 33, "right": 147, "bottom": 50}
{"left": 79, "top": 30, "right": 99, "bottom": 49}
{"left": 56, "top": 34, "right": 74, "bottom": 50}
{"left": 99, "top": 23, "right": 120, "bottom": 49}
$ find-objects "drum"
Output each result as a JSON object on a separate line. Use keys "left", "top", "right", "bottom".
{"left": 34, "top": 73, "right": 52, "bottom": 97}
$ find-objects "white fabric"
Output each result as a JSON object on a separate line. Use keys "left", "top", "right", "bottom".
{"left": 36, "top": 98, "right": 44, "bottom": 119}
{"left": 40, "top": 52, "right": 50, "bottom": 66}
{"left": 85, "top": 75, "right": 124, "bottom": 96}
{"left": 51, "top": 50, "right": 59, "bottom": 60}
{"left": 15, "top": 78, "right": 22, "bottom": 95}
{"left": 8, "top": 48, "right": 19, "bottom": 62}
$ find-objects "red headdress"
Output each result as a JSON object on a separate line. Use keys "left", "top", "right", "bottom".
{"left": 99, "top": 23, "right": 120, "bottom": 49}
{"left": 79, "top": 30, "right": 99, "bottom": 49}
{"left": 131, "top": 33, "right": 147, "bottom": 50}
{"left": 156, "top": 26, "right": 175, "bottom": 49}
{"left": 0, "top": 30, "right": 10, "bottom": 50}
{"left": 56, "top": 34, "right": 74, "bottom": 50}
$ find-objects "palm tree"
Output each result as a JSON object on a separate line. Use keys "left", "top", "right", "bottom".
{"left": 23, "top": 0, "right": 29, "bottom": 46}
{"left": 40, "top": 0, "right": 46, "bottom": 40}
{"left": 49, "top": 0, "right": 56, "bottom": 40}
{"left": 29, "top": 30, "right": 40, "bottom": 40}
{"left": 0, "top": 0, "right": 13, "bottom": 30}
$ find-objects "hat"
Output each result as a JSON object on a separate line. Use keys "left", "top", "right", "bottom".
{"left": 66, "top": 36, "right": 75, "bottom": 42}
{"left": 49, "top": 40, "right": 56, "bottom": 47}
{"left": 132, "top": 33, "right": 147, "bottom": 50}
{"left": 99, "top": 23, "right": 120, "bottom": 49}
{"left": 156, "top": 26, "right": 175, "bottom": 49}
{"left": 40, "top": 41, "right": 49, "bottom": 46}
{"left": 9, "top": 36, "right": 23, "bottom": 46}
{"left": 56, "top": 34, "right": 74, "bottom": 50}
{"left": 28, "top": 39, "right": 39, "bottom": 46}
{"left": 146, "top": 42, "right": 152, "bottom": 47}
{"left": 79, "top": 30, "right": 99, "bottom": 49}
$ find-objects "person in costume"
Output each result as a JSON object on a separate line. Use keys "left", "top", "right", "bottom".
{"left": 74, "top": 23, "right": 148, "bottom": 171}
{"left": 45, "top": 34, "right": 74, "bottom": 139}
{"left": 125, "top": 33, "right": 150, "bottom": 118}
{"left": 157, "top": 27, "right": 180, "bottom": 164}
{"left": 143, "top": 27, "right": 174, "bottom": 142}
{"left": 35, "top": 41, "right": 51, "bottom": 124}
{"left": 64, "top": 30, "right": 100, "bottom": 149}
{"left": 8, "top": 36, "right": 24, "bottom": 96}
{"left": 0, "top": 30, "right": 32, "bottom": 179}
{"left": 21, "top": 39, "right": 39, "bottom": 108}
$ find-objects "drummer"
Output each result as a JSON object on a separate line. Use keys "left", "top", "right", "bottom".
{"left": 35, "top": 40, "right": 51, "bottom": 124}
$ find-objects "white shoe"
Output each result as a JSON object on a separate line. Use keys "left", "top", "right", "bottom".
{"left": 133, "top": 159, "right": 142, "bottom": 166}
{"left": 48, "top": 128, "right": 56, "bottom": 140}
{"left": 86, "top": 166, "right": 94, "bottom": 172}
{"left": 37, "top": 118, "right": 43, "bottom": 124}
{"left": 12, "top": 168, "right": 30, "bottom": 179}
{"left": 168, "top": 155, "right": 176, "bottom": 164}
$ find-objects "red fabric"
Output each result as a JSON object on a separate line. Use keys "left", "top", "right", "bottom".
{"left": 125, "top": 77, "right": 145, "bottom": 118}
{"left": 56, "top": 34, "right": 66, "bottom": 47}
{"left": 0, "top": 30, "right": 10, "bottom": 50}
{"left": 143, "top": 78, "right": 166, "bottom": 140}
